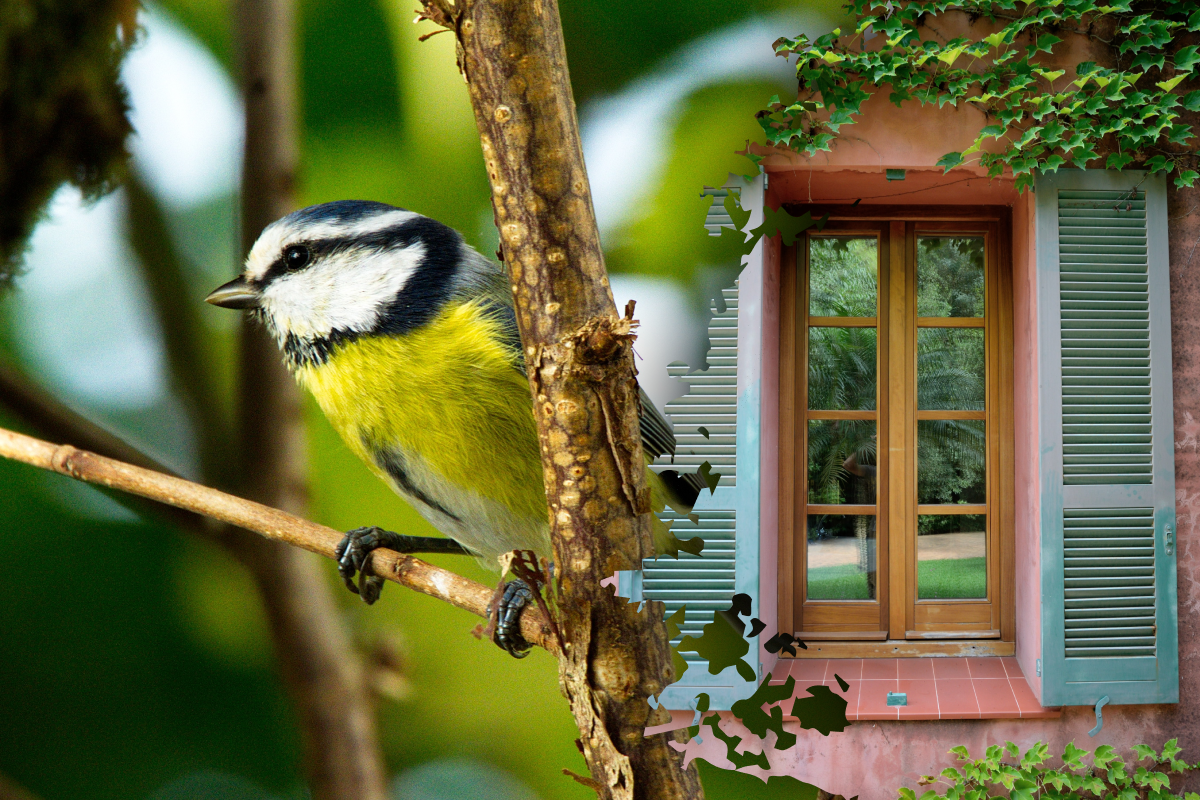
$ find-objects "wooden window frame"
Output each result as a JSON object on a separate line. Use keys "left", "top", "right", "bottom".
{"left": 777, "top": 205, "right": 1015, "bottom": 659}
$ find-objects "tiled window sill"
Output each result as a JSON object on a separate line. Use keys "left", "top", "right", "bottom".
{"left": 769, "top": 657, "right": 1060, "bottom": 720}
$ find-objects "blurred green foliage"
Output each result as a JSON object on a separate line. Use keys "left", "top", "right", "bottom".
{"left": 0, "top": 0, "right": 851, "bottom": 797}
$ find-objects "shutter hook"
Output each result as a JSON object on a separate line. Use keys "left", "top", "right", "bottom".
{"left": 1088, "top": 696, "right": 1110, "bottom": 737}
{"left": 1165, "top": 523, "right": 1174, "bottom": 556}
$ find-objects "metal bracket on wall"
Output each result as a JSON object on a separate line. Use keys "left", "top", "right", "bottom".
{"left": 1088, "top": 695, "right": 1110, "bottom": 737}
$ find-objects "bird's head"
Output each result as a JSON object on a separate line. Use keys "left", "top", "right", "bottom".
{"left": 207, "top": 200, "right": 491, "bottom": 366}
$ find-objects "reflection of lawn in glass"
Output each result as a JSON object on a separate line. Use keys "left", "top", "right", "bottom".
{"left": 807, "top": 564, "right": 871, "bottom": 600}
{"left": 807, "top": 557, "right": 987, "bottom": 600}
{"left": 918, "top": 557, "right": 986, "bottom": 599}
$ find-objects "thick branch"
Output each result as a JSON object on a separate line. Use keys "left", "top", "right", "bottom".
{"left": 448, "top": 2, "right": 702, "bottom": 798}
{"left": 0, "top": 426, "right": 557, "bottom": 652}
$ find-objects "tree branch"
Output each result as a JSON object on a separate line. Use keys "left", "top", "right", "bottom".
{"left": 233, "top": 0, "right": 389, "bottom": 795}
{"left": 447, "top": 2, "right": 702, "bottom": 797}
{"left": 0, "top": 425, "right": 557, "bottom": 651}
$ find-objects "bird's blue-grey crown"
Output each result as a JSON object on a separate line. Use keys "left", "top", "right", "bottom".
{"left": 209, "top": 200, "right": 511, "bottom": 368}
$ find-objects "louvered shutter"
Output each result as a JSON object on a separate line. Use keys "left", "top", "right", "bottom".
{"left": 619, "top": 174, "right": 766, "bottom": 711}
{"left": 1035, "top": 169, "right": 1178, "bottom": 706}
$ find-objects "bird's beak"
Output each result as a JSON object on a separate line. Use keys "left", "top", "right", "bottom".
{"left": 206, "top": 276, "right": 261, "bottom": 309}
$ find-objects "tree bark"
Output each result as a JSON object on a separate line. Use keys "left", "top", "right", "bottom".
{"left": 436, "top": 2, "right": 704, "bottom": 797}
{"left": 233, "top": 0, "right": 388, "bottom": 796}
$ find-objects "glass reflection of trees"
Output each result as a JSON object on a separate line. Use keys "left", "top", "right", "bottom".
{"left": 805, "top": 234, "right": 987, "bottom": 540}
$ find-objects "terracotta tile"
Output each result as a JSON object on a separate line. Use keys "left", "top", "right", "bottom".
{"left": 821, "top": 677, "right": 861, "bottom": 720}
{"left": 1009, "top": 675, "right": 1060, "bottom": 718}
{"left": 973, "top": 678, "right": 1020, "bottom": 718}
{"left": 895, "top": 679, "right": 939, "bottom": 719}
{"left": 932, "top": 657, "right": 971, "bottom": 680}
{"left": 935, "top": 678, "right": 980, "bottom": 718}
{"left": 826, "top": 659, "right": 864, "bottom": 682}
{"left": 862, "top": 658, "right": 898, "bottom": 679}
{"left": 788, "top": 659, "right": 830, "bottom": 683}
{"left": 898, "top": 658, "right": 935, "bottom": 680}
{"left": 967, "top": 658, "right": 1008, "bottom": 680}
{"left": 856, "top": 679, "right": 900, "bottom": 718}
{"left": 1000, "top": 657, "right": 1023, "bottom": 679}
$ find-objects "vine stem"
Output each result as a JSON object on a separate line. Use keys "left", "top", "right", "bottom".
{"left": 0, "top": 425, "right": 557, "bottom": 652}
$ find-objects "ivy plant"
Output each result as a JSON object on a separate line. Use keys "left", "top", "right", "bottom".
{"left": 758, "top": 0, "right": 1200, "bottom": 192}
{"left": 901, "top": 739, "right": 1200, "bottom": 800}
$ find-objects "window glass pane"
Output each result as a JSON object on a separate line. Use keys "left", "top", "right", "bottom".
{"left": 917, "top": 328, "right": 984, "bottom": 411}
{"left": 917, "top": 514, "right": 986, "bottom": 599}
{"left": 808, "top": 420, "right": 876, "bottom": 505}
{"left": 917, "top": 236, "right": 984, "bottom": 317}
{"left": 917, "top": 420, "right": 985, "bottom": 504}
{"left": 809, "top": 327, "right": 877, "bottom": 410}
{"left": 809, "top": 237, "right": 878, "bottom": 317}
{"left": 807, "top": 514, "right": 876, "bottom": 600}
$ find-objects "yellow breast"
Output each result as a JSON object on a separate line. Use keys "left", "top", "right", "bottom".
{"left": 293, "top": 300, "right": 547, "bottom": 525}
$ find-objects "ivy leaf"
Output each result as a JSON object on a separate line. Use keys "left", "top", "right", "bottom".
{"left": 1130, "top": 52, "right": 1166, "bottom": 71}
{"left": 1190, "top": 8, "right": 1200, "bottom": 32}
{"left": 1176, "top": 45, "right": 1200, "bottom": 72}
{"left": 722, "top": 192, "right": 751, "bottom": 231}
{"left": 1146, "top": 154, "right": 1171, "bottom": 172}
{"left": 1032, "top": 33, "right": 1063, "bottom": 54}
{"left": 936, "top": 151, "right": 964, "bottom": 172}
{"left": 1157, "top": 74, "right": 1188, "bottom": 93}
{"left": 665, "top": 606, "right": 689, "bottom": 682}
{"left": 1042, "top": 154, "right": 1066, "bottom": 172}
{"left": 675, "top": 594, "right": 757, "bottom": 681}
{"left": 1106, "top": 151, "right": 1134, "bottom": 170}
{"left": 1183, "top": 90, "right": 1200, "bottom": 111}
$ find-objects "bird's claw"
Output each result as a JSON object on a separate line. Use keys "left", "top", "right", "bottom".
{"left": 336, "top": 526, "right": 387, "bottom": 605}
{"left": 489, "top": 578, "right": 533, "bottom": 658}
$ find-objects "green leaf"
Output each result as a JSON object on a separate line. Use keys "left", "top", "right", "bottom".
{"left": 950, "top": 745, "right": 971, "bottom": 761}
{"left": 979, "top": 124, "right": 1006, "bottom": 139}
{"left": 1130, "top": 51, "right": 1166, "bottom": 71}
{"left": 936, "top": 151, "right": 965, "bottom": 172}
{"left": 1157, "top": 74, "right": 1188, "bottom": 92}
{"left": 1183, "top": 91, "right": 1200, "bottom": 111}
{"left": 1107, "top": 151, "right": 1135, "bottom": 170}
{"left": 1133, "top": 744, "right": 1159, "bottom": 762}
{"left": 1043, "top": 154, "right": 1066, "bottom": 172}
{"left": 1033, "top": 33, "right": 1063, "bottom": 54}
{"left": 1094, "top": 744, "right": 1118, "bottom": 770}
{"left": 1176, "top": 45, "right": 1200, "bottom": 72}
{"left": 899, "top": 789, "right": 917, "bottom": 800}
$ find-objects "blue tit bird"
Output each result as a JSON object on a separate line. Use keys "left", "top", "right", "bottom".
{"left": 206, "top": 200, "right": 703, "bottom": 656}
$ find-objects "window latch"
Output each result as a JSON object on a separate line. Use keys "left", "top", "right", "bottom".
{"left": 1165, "top": 523, "right": 1174, "bottom": 556}
{"left": 1088, "top": 695, "right": 1110, "bottom": 737}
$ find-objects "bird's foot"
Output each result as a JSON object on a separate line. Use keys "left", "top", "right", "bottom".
{"left": 488, "top": 578, "right": 533, "bottom": 658}
{"left": 335, "top": 527, "right": 469, "bottom": 605}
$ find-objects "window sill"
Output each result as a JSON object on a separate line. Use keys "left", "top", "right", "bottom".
{"left": 769, "top": 657, "right": 1060, "bottom": 720}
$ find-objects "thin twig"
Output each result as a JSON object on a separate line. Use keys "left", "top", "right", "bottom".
{"left": 0, "top": 426, "right": 557, "bottom": 652}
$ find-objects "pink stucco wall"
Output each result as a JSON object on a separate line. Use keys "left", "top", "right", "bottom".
{"left": 1011, "top": 190, "right": 1043, "bottom": 700}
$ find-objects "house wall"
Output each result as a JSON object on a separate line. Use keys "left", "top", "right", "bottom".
{"left": 670, "top": 109, "right": 1200, "bottom": 792}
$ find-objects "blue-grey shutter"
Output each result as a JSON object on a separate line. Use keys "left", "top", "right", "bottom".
{"left": 619, "top": 174, "right": 766, "bottom": 711}
{"left": 1035, "top": 169, "right": 1178, "bottom": 706}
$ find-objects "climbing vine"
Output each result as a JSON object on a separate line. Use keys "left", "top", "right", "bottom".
{"left": 757, "top": 1, "right": 1200, "bottom": 191}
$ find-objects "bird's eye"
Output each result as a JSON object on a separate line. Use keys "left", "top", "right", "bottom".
{"left": 284, "top": 245, "right": 311, "bottom": 271}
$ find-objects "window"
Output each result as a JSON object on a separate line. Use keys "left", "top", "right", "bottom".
{"left": 779, "top": 209, "right": 1014, "bottom": 654}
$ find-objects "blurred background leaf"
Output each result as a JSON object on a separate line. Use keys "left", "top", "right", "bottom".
{"left": 0, "top": 0, "right": 849, "bottom": 797}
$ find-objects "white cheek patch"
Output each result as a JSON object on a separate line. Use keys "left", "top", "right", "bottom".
{"left": 244, "top": 208, "right": 419, "bottom": 281}
{"left": 261, "top": 242, "right": 427, "bottom": 340}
